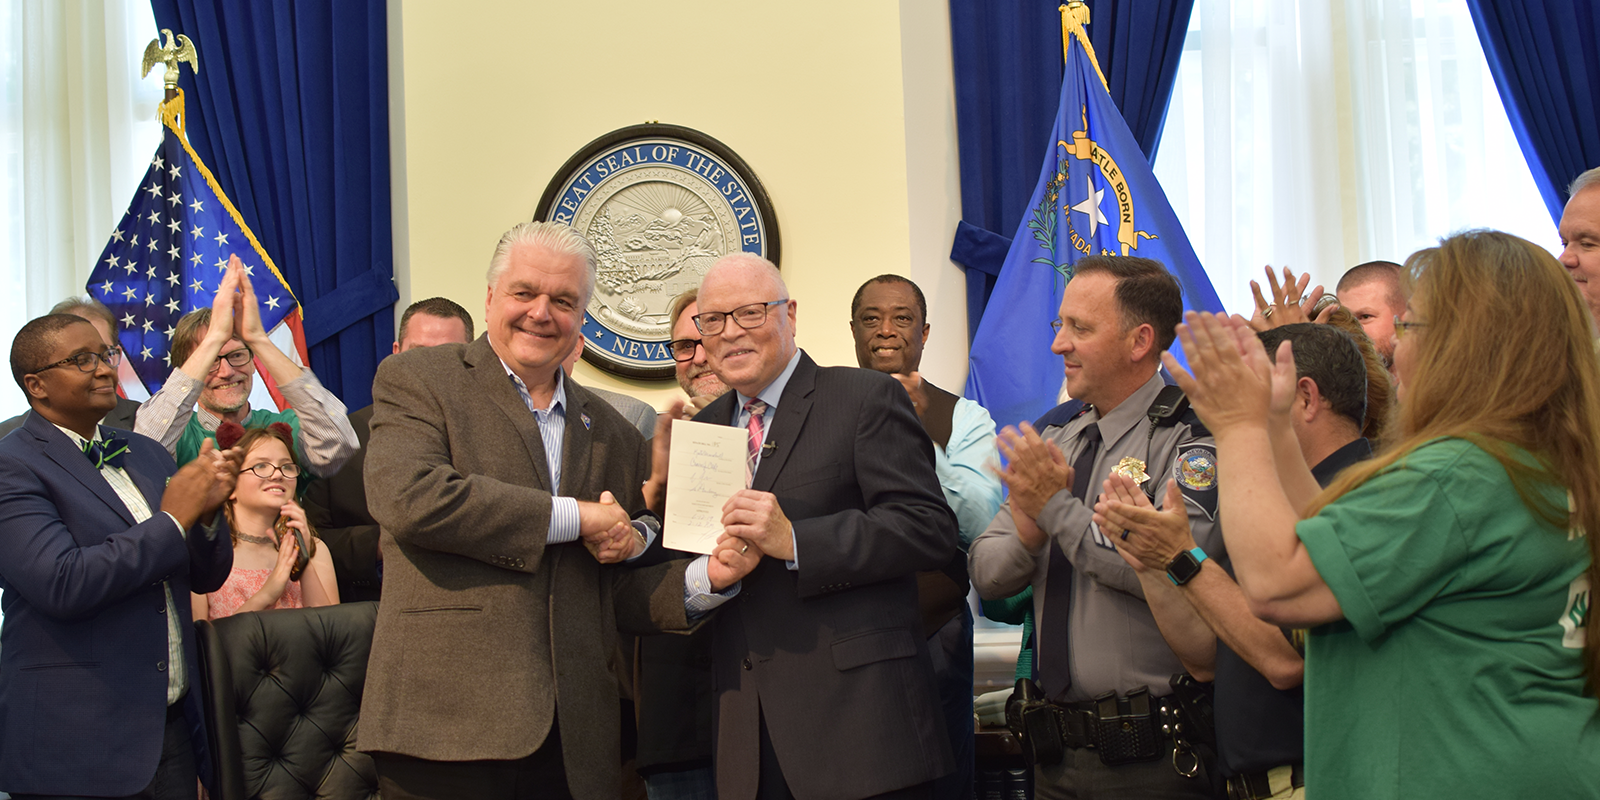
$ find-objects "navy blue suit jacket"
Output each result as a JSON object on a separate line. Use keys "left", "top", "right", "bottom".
{"left": 695, "top": 353, "right": 960, "bottom": 800}
{"left": 0, "top": 411, "right": 232, "bottom": 796}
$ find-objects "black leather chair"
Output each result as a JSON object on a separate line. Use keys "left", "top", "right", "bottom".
{"left": 195, "top": 601, "right": 380, "bottom": 800}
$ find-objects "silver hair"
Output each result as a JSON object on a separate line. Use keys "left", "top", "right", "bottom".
{"left": 1570, "top": 167, "right": 1600, "bottom": 198}
{"left": 486, "top": 221, "right": 598, "bottom": 302}
{"left": 700, "top": 252, "right": 788, "bottom": 301}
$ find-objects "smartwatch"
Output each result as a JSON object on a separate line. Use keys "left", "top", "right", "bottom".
{"left": 1165, "top": 547, "right": 1208, "bottom": 586}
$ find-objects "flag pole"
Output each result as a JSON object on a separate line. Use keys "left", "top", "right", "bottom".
{"left": 1060, "top": 2, "right": 1110, "bottom": 93}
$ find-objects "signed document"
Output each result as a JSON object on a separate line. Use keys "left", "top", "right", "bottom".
{"left": 665, "top": 419, "right": 747, "bottom": 555}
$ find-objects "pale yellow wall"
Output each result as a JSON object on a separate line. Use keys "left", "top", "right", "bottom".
{"left": 388, "top": 0, "right": 968, "bottom": 411}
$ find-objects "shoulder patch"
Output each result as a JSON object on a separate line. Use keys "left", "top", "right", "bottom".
{"left": 1173, "top": 444, "right": 1219, "bottom": 520}
{"left": 1177, "top": 447, "right": 1216, "bottom": 490}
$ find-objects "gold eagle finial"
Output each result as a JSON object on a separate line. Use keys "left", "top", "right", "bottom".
{"left": 141, "top": 29, "right": 199, "bottom": 91}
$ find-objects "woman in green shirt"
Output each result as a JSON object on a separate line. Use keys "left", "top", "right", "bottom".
{"left": 1165, "top": 230, "right": 1600, "bottom": 799}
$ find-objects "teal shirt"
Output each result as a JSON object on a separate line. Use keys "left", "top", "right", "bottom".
{"left": 1297, "top": 438, "right": 1598, "bottom": 799}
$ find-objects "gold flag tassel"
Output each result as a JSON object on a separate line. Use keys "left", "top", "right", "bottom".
{"left": 1060, "top": 2, "right": 1111, "bottom": 94}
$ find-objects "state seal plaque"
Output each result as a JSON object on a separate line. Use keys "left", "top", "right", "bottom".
{"left": 535, "top": 124, "right": 781, "bottom": 380}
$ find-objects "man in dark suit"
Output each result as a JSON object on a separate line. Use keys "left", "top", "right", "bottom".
{"left": 0, "top": 313, "right": 237, "bottom": 799}
{"left": 684, "top": 253, "right": 959, "bottom": 800}
{"left": 0, "top": 296, "right": 139, "bottom": 438}
{"left": 302, "top": 296, "right": 475, "bottom": 602}
{"left": 359, "top": 222, "right": 754, "bottom": 800}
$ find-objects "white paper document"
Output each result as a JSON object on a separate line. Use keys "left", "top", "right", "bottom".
{"left": 664, "top": 418, "right": 748, "bottom": 555}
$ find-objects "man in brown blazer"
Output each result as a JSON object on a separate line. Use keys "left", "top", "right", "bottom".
{"left": 301, "top": 296, "right": 475, "bottom": 602}
{"left": 359, "top": 222, "right": 754, "bottom": 800}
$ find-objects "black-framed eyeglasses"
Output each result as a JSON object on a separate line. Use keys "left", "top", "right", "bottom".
{"left": 1393, "top": 315, "right": 1428, "bottom": 340}
{"left": 243, "top": 462, "right": 301, "bottom": 480}
{"left": 668, "top": 338, "right": 705, "bottom": 362}
{"left": 31, "top": 348, "right": 122, "bottom": 375}
{"left": 209, "top": 347, "right": 253, "bottom": 374}
{"left": 1050, "top": 319, "right": 1065, "bottom": 334}
{"left": 692, "top": 300, "right": 787, "bottom": 336}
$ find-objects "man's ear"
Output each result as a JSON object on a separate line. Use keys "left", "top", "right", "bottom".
{"left": 1297, "top": 376, "right": 1321, "bottom": 422}
{"left": 1128, "top": 323, "right": 1156, "bottom": 362}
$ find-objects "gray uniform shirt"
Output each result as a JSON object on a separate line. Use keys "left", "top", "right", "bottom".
{"left": 969, "top": 372, "right": 1223, "bottom": 702}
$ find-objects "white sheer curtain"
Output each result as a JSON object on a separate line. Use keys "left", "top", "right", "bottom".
{"left": 1153, "top": 0, "right": 1557, "bottom": 316}
{"left": 0, "top": 0, "right": 163, "bottom": 419}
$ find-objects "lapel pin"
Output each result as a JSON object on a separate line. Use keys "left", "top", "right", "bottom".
{"left": 581, "top": 412, "right": 592, "bottom": 430}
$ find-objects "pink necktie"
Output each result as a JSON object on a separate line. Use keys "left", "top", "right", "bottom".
{"left": 745, "top": 399, "right": 767, "bottom": 487}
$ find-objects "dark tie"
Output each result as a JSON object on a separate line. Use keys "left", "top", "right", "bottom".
{"left": 82, "top": 434, "right": 129, "bottom": 470}
{"left": 1039, "top": 421, "right": 1101, "bottom": 700}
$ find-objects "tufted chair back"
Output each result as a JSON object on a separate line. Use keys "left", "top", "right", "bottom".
{"left": 196, "top": 601, "right": 380, "bottom": 800}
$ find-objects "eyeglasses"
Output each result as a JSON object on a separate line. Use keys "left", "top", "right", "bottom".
{"left": 1050, "top": 319, "right": 1065, "bottom": 334}
{"left": 668, "top": 338, "right": 705, "bottom": 362}
{"left": 209, "top": 347, "right": 253, "bottom": 374}
{"left": 1393, "top": 315, "right": 1428, "bottom": 340}
{"left": 692, "top": 300, "right": 787, "bottom": 336}
{"left": 243, "top": 462, "right": 301, "bottom": 480}
{"left": 31, "top": 348, "right": 122, "bottom": 375}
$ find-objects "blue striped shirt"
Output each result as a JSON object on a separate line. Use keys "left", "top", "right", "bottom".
{"left": 501, "top": 361, "right": 731, "bottom": 613}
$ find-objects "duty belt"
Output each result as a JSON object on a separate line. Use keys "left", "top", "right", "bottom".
{"left": 1226, "top": 764, "right": 1304, "bottom": 800}
{"left": 1020, "top": 686, "right": 1196, "bottom": 770}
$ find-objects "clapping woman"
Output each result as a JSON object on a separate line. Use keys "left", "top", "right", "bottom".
{"left": 191, "top": 421, "right": 338, "bottom": 620}
{"left": 1163, "top": 230, "right": 1599, "bottom": 798}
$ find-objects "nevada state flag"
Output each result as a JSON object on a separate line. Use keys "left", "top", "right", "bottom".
{"left": 964, "top": 21, "right": 1223, "bottom": 428}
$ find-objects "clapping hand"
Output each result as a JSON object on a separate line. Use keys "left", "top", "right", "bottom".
{"left": 1163, "top": 312, "right": 1279, "bottom": 437}
{"left": 1095, "top": 476, "right": 1194, "bottom": 573}
{"left": 994, "top": 422, "right": 1072, "bottom": 521}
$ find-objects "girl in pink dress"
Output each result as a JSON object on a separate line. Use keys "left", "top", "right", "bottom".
{"left": 192, "top": 422, "right": 339, "bottom": 620}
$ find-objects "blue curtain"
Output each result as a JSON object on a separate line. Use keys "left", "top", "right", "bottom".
{"left": 1466, "top": 1, "right": 1600, "bottom": 223}
{"left": 150, "top": 0, "right": 398, "bottom": 409}
{"left": 949, "top": 0, "right": 1194, "bottom": 337}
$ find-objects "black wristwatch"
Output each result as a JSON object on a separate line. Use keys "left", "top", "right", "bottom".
{"left": 1166, "top": 547, "right": 1208, "bottom": 586}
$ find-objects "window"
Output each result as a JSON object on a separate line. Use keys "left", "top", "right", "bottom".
{"left": 0, "top": 0, "right": 163, "bottom": 419}
{"left": 1153, "top": 0, "right": 1556, "bottom": 314}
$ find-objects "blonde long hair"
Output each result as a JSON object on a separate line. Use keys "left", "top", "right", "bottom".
{"left": 1307, "top": 230, "right": 1600, "bottom": 690}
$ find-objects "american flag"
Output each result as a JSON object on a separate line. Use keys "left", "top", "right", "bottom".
{"left": 84, "top": 89, "right": 306, "bottom": 405}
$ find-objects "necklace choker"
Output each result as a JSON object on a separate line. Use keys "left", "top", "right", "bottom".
{"left": 235, "top": 532, "right": 275, "bottom": 547}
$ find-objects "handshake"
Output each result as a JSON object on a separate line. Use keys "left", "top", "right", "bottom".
{"left": 575, "top": 488, "right": 765, "bottom": 593}
{"left": 577, "top": 491, "right": 645, "bottom": 564}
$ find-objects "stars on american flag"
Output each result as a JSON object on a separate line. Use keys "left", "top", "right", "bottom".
{"left": 85, "top": 133, "right": 298, "bottom": 395}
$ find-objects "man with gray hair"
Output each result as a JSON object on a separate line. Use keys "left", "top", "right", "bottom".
{"left": 668, "top": 252, "right": 959, "bottom": 799}
{"left": 358, "top": 221, "right": 754, "bottom": 800}
{"left": 1560, "top": 166, "right": 1600, "bottom": 323}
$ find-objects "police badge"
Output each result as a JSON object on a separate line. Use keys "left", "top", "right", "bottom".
{"left": 535, "top": 124, "right": 781, "bottom": 380}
